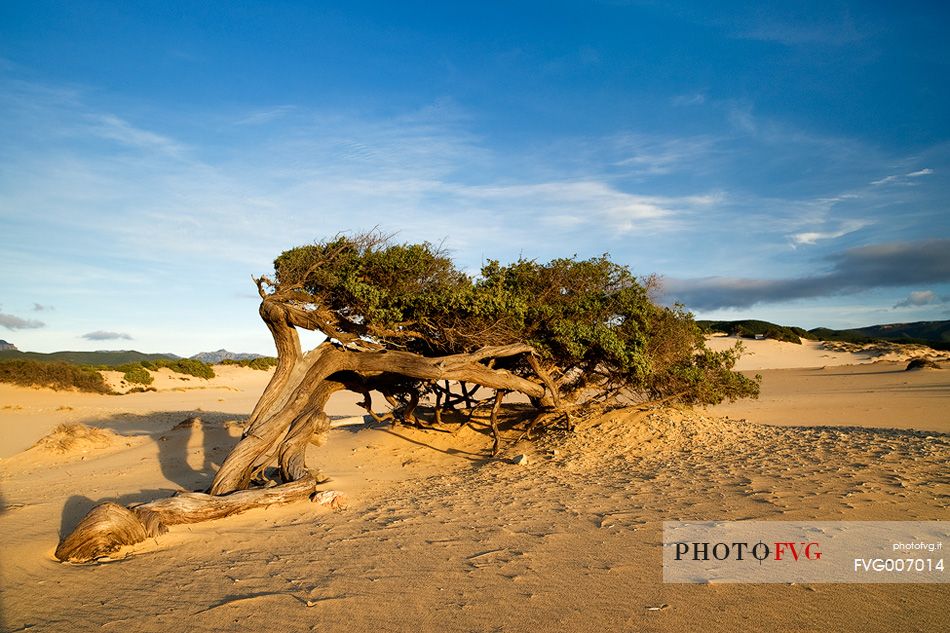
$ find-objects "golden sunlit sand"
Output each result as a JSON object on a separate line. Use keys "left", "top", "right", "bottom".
{"left": 1, "top": 340, "right": 947, "bottom": 632}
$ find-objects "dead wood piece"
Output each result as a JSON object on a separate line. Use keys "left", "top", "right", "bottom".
{"left": 489, "top": 390, "right": 507, "bottom": 456}
{"left": 54, "top": 502, "right": 157, "bottom": 564}
{"left": 55, "top": 479, "right": 342, "bottom": 563}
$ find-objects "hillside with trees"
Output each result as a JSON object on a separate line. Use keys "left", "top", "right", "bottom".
{"left": 703, "top": 319, "right": 950, "bottom": 351}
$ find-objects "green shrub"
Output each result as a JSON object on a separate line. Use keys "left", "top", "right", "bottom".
{"left": 0, "top": 360, "right": 112, "bottom": 394}
{"left": 121, "top": 364, "right": 153, "bottom": 385}
{"left": 220, "top": 357, "right": 278, "bottom": 370}
{"left": 141, "top": 358, "right": 215, "bottom": 379}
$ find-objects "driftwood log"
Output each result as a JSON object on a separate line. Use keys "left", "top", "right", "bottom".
{"left": 56, "top": 477, "right": 343, "bottom": 563}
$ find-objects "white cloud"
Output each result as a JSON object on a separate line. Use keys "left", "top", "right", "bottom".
{"left": 869, "top": 174, "right": 898, "bottom": 186}
{"left": 893, "top": 290, "right": 940, "bottom": 308}
{"left": 789, "top": 219, "right": 872, "bottom": 246}
{"left": 442, "top": 181, "right": 719, "bottom": 233}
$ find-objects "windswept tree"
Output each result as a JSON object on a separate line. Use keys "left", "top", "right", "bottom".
{"left": 57, "top": 232, "right": 758, "bottom": 562}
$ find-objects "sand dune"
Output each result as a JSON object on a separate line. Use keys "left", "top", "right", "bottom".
{"left": 1, "top": 343, "right": 947, "bottom": 632}
{"left": 705, "top": 334, "right": 948, "bottom": 370}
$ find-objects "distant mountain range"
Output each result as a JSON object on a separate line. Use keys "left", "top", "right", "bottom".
{"left": 0, "top": 348, "right": 267, "bottom": 366}
{"left": 189, "top": 349, "right": 266, "bottom": 364}
{"left": 700, "top": 319, "right": 950, "bottom": 351}
{"left": 0, "top": 339, "right": 16, "bottom": 351}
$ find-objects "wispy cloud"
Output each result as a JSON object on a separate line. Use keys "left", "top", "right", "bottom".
{"left": 671, "top": 93, "right": 706, "bottom": 107}
{"left": 729, "top": 8, "right": 869, "bottom": 47}
{"left": 82, "top": 330, "right": 133, "bottom": 341}
{"left": 871, "top": 167, "right": 934, "bottom": 186}
{"left": 448, "top": 181, "right": 718, "bottom": 233}
{"left": 737, "top": 22, "right": 865, "bottom": 46}
{"left": 542, "top": 46, "right": 602, "bottom": 74}
{"left": 664, "top": 238, "right": 950, "bottom": 310}
{"left": 235, "top": 105, "right": 296, "bottom": 126}
{"left": 612, "top": 134, "right": 717, "bottom": 176}
{"left": 87, "top": 114, "right": 186, "bottom": 156}
{"left": 0, "top": 311, "right": 45, "bottom": 330}
{"left": 3, "top": 69, "right": 948, "bottom": 352}
{"left": 32, "top": 303, "right": 53, "bottom": 311}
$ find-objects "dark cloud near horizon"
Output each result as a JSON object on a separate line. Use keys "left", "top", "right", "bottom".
{"left": 664, "top": 239, "right": 950, "bottom": 310}
{"left": 82, "top": 330, "right": 133, "bottom": 341}
{"left": 0, "top": 311, "right": 45, "bottom": 331}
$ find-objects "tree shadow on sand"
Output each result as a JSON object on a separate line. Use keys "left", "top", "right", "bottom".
{"left": 54, "top": 410, "right": 246, "bottom": 552}
{"left": 83, "top": 410, "right": 245, "bottom": 492}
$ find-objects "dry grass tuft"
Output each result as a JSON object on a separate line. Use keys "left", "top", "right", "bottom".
{"left": 31, "top": 423, "right": 117, "bottom": 454}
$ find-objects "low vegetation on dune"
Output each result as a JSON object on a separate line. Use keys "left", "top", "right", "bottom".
{"left": 220, "top": 357, "right": 278, "bottom": 370}
{"left": 116, "top": 363, "right": 154, "bottom": 386}
{"left": 139, "top": 358, "right": 215, "bottom": 379}
{"left": 29, "top": 423, "right": 118, "bottom": 454}
{"left": 0, "top": 359, "right": 113, "bottom": 394}
{"left": 0, "top": 357, "right": 217, "bottom": 394}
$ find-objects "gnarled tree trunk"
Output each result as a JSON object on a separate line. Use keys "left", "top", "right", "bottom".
{"left": 56, "top": 295, "right": 563, "bottom": 562}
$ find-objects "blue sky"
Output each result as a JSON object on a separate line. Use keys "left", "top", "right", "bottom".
{"left": 1, "top": 1, "right": 948, "bottom": 355}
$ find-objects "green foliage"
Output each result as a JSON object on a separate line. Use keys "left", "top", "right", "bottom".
{"left": 117, "top": 364, "right": 153, "bottom": 386}
{"left": 220, "top": 357, "right": 278, "bottom": 370}
{"left": 141, "top": 358, "right": 215, "bottom": 379}
{"left": 651, "top": 344, "right": 761, "bottom": 405}
{"left": 274, "top": 237, "right": 471, "bottom": 344}
{"left": 0, "top": 360, "right": 112, "bottom": 394}
{"left": 270, "top": 235, "right": 759, "bottom": 406}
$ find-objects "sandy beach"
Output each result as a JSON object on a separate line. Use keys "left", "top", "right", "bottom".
{"left": 1, "top": 341, "right": 947, "bottom": 632}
